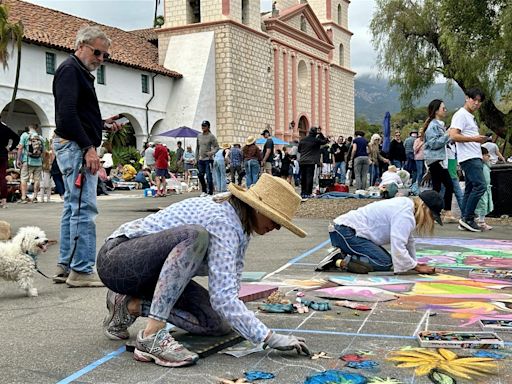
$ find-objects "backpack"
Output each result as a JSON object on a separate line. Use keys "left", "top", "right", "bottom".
{"left": 27, "top": 134, "right": 43, "bottom": 159}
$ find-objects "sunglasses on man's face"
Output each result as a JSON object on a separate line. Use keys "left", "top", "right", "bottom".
{"left": 84, "top": 44, "right": 110, "bottom": 60}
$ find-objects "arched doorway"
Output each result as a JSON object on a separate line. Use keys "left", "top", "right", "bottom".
{"left": 298, "top": 115, "right": 309, "bottom": 139}
{"left": 1, "top": 99, "right": 47, "bottom": 136}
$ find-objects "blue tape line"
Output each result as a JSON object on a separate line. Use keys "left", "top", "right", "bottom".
{"left": 56, "top": 346, "right": 126, "bottom": 384}
{"left": 288, "top": 239, "right": 330, "bottom": 264}
{"left": 272, "top": 328, "right": 416, "bottom": 340}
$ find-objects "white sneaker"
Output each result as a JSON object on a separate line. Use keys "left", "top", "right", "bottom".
{"left": 200, "top": 192, "right": 208, "bottom": 197}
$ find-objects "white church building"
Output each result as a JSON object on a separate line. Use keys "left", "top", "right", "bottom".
{"left": 1, "top": 0, "right": 355, "bottom": 149}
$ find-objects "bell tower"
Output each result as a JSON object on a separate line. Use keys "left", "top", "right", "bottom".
{"left": 163, "top": 0, "right": 261, "bottom": 30}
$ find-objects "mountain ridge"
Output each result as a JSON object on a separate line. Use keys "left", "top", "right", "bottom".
{"left": 355, "top": 75, "right": 465, "bottom": 123}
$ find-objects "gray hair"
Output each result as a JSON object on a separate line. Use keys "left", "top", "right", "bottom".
{"left": 75, "top": 25, "right": 111, "bottom": 49}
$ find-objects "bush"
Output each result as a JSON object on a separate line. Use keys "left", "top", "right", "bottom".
{"left": 112, "top": 146, "right": 141, "bottom": 169}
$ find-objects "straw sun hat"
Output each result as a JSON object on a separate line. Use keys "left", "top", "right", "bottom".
{"left": 245, "top": 136, "right": 256, "bottom": 145}
{"left": 228, "top": 173, "right": 307, "bottom": 238}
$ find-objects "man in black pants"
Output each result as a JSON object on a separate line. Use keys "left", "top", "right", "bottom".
{"left": 298, "top": 127, "right": 328, "bottom": 198}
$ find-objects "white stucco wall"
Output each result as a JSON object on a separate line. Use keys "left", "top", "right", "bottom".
{"left": 0, "top": 43, "right": 176, "bottom": 149}
{"left": 162, "top": 31, "right": 217, "bottom": 136}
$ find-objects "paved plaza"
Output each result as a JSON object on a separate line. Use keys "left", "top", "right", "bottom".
{"left": 1, "top": 191, "right": 511, "bottom": 384}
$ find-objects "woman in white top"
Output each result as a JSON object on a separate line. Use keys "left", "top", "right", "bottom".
{"left": 328, "top": 190, "right": 441, "bottom": 274}
{"left": 97, "top": 174, "right": 310, "bottom": 368}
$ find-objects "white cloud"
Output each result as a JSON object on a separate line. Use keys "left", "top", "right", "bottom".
{"left": 27, "top": 0, "right": 377, "bottom": 75}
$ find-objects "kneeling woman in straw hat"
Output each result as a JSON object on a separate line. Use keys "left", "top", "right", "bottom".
{"left": 97, "top": 174, "right": 309, "bottom": 367}
{"left": 323, "top": 190, "right": 441, "bottom": 274}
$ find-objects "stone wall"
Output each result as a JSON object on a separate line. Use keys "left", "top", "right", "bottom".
{"left": 329, "top": 65, "right": 354, "bottom": 138}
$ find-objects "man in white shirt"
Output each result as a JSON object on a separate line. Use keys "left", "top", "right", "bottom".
{"left": 449, "top": 88, "right": 489, "bottom": 232}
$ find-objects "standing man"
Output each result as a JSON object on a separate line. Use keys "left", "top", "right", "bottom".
{"left": 403, "top": 130, "right": 418, "bottom": 183}
{"left": 449, "top": 88, "right": 489, "bottom": 232}
{"left": 17, "top": 124, "right": 43, "bottom": 204}
{"left": 175, "top": 140, "right": 184, "bottom": 176}
{"left": 298, "top": 127, "right": 329, "bottom": 198}
{"left": 388, "top": 131, "right": 406, "bottom": 169}
{"left": 52, "top": 25, "right": 121, "bottom": 287}
{"left": 261, "top": 128, "right": 274, "bottom": 174}
{"left": 196, "top": 120, "right": 218, "bottom": 196}
{"left": 153, "top": 142, "right": 169, "bottom": 197}
{"left": 228, "top": 143, "right": 243, "bottom": 185}
{"left": 331, "top": 136, "right": 347, "bottom": 184}
{"left": 143, "top": 142, "right": 155, "bottom": 170}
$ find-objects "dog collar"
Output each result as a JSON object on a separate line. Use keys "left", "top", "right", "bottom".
{"left": 25, "top": 252, "right": 50, "bottom": 279}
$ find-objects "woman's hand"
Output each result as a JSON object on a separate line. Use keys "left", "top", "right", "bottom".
{"left": 263, "top": 332, "right": 310, "bottom": 355}
{"left": 414, "top": 264, "right": 436, "bottom": 274}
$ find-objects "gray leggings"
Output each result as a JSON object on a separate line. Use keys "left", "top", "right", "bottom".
{"left": 97, "top": 225, "right": 231, "bottom": 336}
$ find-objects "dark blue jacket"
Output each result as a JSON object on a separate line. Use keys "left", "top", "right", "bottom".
{"left": 53, "top": 54, "right": 103, "bottom": 149}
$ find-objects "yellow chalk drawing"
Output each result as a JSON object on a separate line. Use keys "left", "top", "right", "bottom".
{"left": 387, "top": 348, "right": 497, "bottom": 379}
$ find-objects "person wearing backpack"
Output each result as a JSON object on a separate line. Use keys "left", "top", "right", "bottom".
{"left": 16, "top": 124, "right": 44, "bottom": 204}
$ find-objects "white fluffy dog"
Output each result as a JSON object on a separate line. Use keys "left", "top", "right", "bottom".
{"left": 0, "top": 226, "right": 48, "bottom": 297}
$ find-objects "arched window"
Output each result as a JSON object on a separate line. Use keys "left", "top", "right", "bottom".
{"left": 188, "top": 0, "right": 200, "bottom": 23}
{"left": 300, "top": 15, "right": 307, "bottom": 32}
{"left": 337, "top": 4, "right": 342, "bottom": 25}
{"left": 298, "top": 60, "right": 308, "bottom": 88}
{"left": 339, "top": 44, "right": 344, "bottom": 66}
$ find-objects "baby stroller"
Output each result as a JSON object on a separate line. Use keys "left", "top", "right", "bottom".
{"left": 318, "top": 164, "right": 336, "bottom": 192}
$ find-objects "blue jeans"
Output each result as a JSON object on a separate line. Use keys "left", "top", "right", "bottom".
{"left": 415, "top": 160, "right": 425, "bottom": 185}
{"left": 405, "top": 152, "right": 416, "bottom": 181}
{"left": 391, "top": 160, "right": 403, "bottom": 169}
{"left": 333, "top": 161, "right": 346, "bottom": 184}
{"left": 244, "top": 159, "right": 260, "bottom": 188}
{"left": 439, "top": 176, "right": 464, "bottom": 212}
{"left": 369, "top": 163, "right": 380, "bottom": 186}
{"left": 197, "top": 159, "right": 213, "bottom": 194}
{"left": 460, "top": 158, "right": 486, "bottom": 220}
{"left": 53, "top": 139, "right": 98, "bottom": 274}
{"left": 213, "top": 159, "right": 227, "bottom": 192}
{"left": 329, "top": 224, "right": 392, "bottom": 271}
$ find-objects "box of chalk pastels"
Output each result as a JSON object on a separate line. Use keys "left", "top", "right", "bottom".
{"left": 478, "top": 319, "right": 512, "bottom": 333}
{"left": 417, "top": 331, "right": 504, "bottom": 349}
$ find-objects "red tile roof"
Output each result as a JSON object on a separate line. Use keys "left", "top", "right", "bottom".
{"left": 3, "top": 0, "right": 181, "bottom": 78}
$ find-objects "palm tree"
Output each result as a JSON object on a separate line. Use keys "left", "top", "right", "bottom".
{"left": 0, "top": 3, "right": 24, "bottom": 122}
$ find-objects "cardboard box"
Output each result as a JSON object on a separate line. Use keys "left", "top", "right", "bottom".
{"left": 417, "top": 331, "right": 504, "bottom": 349}
{"left": 478, "top": 319, "right": 512, "bottom": 332}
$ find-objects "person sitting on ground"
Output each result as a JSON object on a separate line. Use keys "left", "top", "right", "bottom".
{"left": 134, "top": 168, "right": 152, "bottom": 189}
{"left": 97, "top": 174, "right": 310, "bottom": 367}
{"left": 326, "top": 190, "right": 441, "bottom": 274}
{"left": 379, "top": 165, "right": 403, "bottom": 198}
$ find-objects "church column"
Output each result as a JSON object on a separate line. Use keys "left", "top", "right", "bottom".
{"left": 325, "top": 66, "right": 330, "bottom": 136}
{"left": 310, "top": 61, "right": 316, "bottom": 125}
{"left": 291, "top": 52, "right": 298, "bottom": 138}
{"left": 326, "top": 0, "right": 332, "bottom": 20}
{"left": 282, "top": 49, "right": 288, "bottom": 139}
{"left": 318, "top": 63, "right": 323, "bottom": 129}
{"left": 273, "top": 45, "right": 280, "bottom": 134}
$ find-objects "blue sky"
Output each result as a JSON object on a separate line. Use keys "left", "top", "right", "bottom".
{"left": 26, "top": 0, "right": 377, "bottom": 75}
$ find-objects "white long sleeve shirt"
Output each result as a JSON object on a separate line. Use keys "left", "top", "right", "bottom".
{"left": 379, "top": 171, "right": 403, "bottom": 187}
{"left": 333, "top": 197, "right": 418, "bottom": 273}
{"left": 108, "top": 197, "right": 269, "bottom": 343}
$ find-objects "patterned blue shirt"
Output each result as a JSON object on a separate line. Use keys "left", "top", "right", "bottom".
{"left": 109, "top": 197, "right": 269, "bottom": 343}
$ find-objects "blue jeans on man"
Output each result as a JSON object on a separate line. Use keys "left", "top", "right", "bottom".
{"left": 213, "top": 159, "right": 227, "bottom": 192}
{"left": 244, "top": 159, "right": 260, "bottom": 188}
{"left": 333, "top": 161, "right": 346, "bottom": 184}
{"left": 329, "top": 224, "right": 392, "bottom": 271}
{"left": 415, "top": 160, "right": 425, "bottom": 185}
{"left": 197, "top": 159, "right": 214, "bottom": 195}
{"left": 53, "top": 139, "right": 98, "bottom": 274}
{"left": 459, "top": 158, "right": 486, "bottom": 221}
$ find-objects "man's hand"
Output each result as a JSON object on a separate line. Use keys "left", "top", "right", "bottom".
{"left": 84, "top": 147, "right": 100, "bottom": 175}
{"left": 16, "top": 159, "right": 23, "bottom": 169}
{"left": 263, "top": 332, "right": 310, "bottom": 355}
{"left": 474, "top": 135, "right": 489, "bottom": 144}
{"left": 104, "top": 115, "right": 123, "bottom": 133}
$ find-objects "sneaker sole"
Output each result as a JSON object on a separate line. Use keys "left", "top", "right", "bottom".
{"left": 103, "top": 326, "right": 130, "bottom": 340}
{"left": 458, "top": 219, "right": 481, "bottom": 232}
{"left": 53, "top": 276, "right": 68, "bottom": 284}
{"left": 102, "top": 291, "right": 130, "bottom": 340}
{"left": 66, "top": 280, "right": 105, "bottom": 288}
{"left": 133, "top": 349, "right": 198, "bottom": 367}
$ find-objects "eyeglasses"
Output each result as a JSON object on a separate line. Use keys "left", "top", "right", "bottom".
{"left": 84, "top": 44, "right": 110, "bottom": 60}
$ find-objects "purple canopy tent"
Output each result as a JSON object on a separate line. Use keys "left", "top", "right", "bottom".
{"left": 157, "top": 126, "right": 200, "bottom": 147}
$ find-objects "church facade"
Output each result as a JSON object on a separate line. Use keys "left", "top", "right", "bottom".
{"left": 157, "top": 0, "right": 355, "bottom": 144}
{"left": 1, "top": 0, "right": 354, "bottom": 148}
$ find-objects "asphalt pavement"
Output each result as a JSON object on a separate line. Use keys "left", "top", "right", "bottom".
{"left": 1, "top": 190, "right": 511, "bottom": 384}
